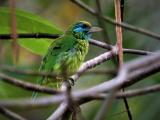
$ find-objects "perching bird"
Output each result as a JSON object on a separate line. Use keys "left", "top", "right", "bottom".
{"left": 32, "top": 21, "right": 101, "bottom": 99}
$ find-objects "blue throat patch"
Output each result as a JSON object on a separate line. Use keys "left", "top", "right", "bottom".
{"left": 73, "top": 26, "right": 91, "bottom": 40}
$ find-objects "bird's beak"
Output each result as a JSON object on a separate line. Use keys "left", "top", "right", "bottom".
{"left": 89, "top": 27, "right": 102, "bottom": 33}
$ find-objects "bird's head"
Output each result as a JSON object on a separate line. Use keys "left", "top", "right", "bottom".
{"left": 66, "top": 21, "right": 101, "bottom": 40}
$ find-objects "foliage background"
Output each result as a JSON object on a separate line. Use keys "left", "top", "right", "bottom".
{"left": 0, "top": 0, "right": 160, "bottom": 120}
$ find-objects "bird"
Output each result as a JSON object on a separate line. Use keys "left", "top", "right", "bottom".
{"left": 32, "top": 21, "right": 101, "bottom": 99}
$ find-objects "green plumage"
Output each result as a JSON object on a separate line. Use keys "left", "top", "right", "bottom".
{"left": 39, "top": 34, "right": 89, "bottom": 85}
{"left": 32, "top": 21, "right": 97, "bottom": 99}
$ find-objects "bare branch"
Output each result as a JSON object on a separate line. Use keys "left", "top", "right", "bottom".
{"left": 0, "top": 33, "right": 60, "bottom": 40}
{"left": 94, "top": 90, "right": 116, "bottom": 120}
{"left": 1, "top": 83, "right": 160, "bottom": 109}
{"left": 114, "top": 0, "right": 132, "bottom": 119}
{"left": 0, "top": 65, "right": 116, "bottom": 77}
{"left": 0, "top": 65, "right": 57, "bottom": 79}
{"left": 47, "top": 102, "right": 68, "bottom": 120}
{"left": 0, "top": 107, "right": 26, "bottom": 120}
{"left": 0, "top": 53, "right": 159, "bottom": 108}
{"left": 0, "top": 33, "right": 154, "bottom": 56}
{"left": 71, "top": 0, "right": 160, "bottom": 41}
{"left": 0, "top": 73, "right": 61, "bottom": 95}
{"left": 0, "top": 53, "right": 159, "bottom": 110}
{"left": 123, "top": 48, "right": 153, "bottom": 55}
{"left": 115, "top": 0, "right": 123, "bottom": 67}
{"left": 0, "top": 1, "right": 159, "bottom": 119}
{"left": 9, "top": 0, "right": 19, "bottom": 62}
{"left": 117, "top": 84, "right": 160, "bottom": 98}
{"left": 0, "top": 96, "right": 64, "bottom": 109}
{"left": 48, "top": 81, "right": 74, "bottom": 120}
{"left": 0, "top": 50, "right": 116, "bottom": 96}
{"left": 85, "top": 69, "right": 116, "bottom": 75}
{"left": 95, "top": 0, "right": 110, "bottom": 43}
{"left": 90, "top": 39, "right": 154, "bottom": 55}
{"left": 72, "top": 50, "right": 116, "bottom": 81}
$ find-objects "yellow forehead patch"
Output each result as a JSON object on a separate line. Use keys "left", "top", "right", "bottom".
{"left": 79, "top": 21, "right": 92, "bottom": 27}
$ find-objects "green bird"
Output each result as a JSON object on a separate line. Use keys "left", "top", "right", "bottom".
{"left": 32, "top": 21, "right": 101, "bottom": 99}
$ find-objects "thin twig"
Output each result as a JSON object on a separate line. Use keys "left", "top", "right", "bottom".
{"left": 0, "top": 107, "right": 27, "bottom": 120}
{"left": 94, "top": 90, "right": 116, "bottom": 120}
{"left": 9, "top": 0, "right": 19, "bottom": 62}
{"left": 95, "top": 0, "right": 118, "bottom": 71}
{"left": 71, "top": 50, "right": 116, "bottom": 81}
{"left": 47, "top": 102, "right": 68, "bottom": 120}
{"left": 78, "top": 83, "right": 160, "bottom": 103}
{"left": 117, "top": 84, "right": 160, "bottom": 98}
{"left": 114, "top": 0, "right": 132, "bottom": 119}
{"left": 0, "top": 52, "right": 159, "bottom": 97}
{"left": 0, "top": 33, "right": 154, "bottom": 56}
{"left": 0, "top": 50, "right": 115, "bottom": 96}
{"left": 0, "top": 53, "right": 159, "bottom": 108}
{"left": 0, "top": 65, "right": 58, "bottom": 78}
{"left": 95, "top": 0, "right": 110, "bottom": 43}
{"left": 0, "top": 61, "right": 160, "bottom": 109}
{"left": 0, "top": 33, "right": 60, "bottom": 40}
{"left": 77, "top": 53, "right": 160, "bottom": 102}
{"left": 94, "top": 64, "right": 127, "bottom": 120}
{"left": 59, "top": 81, "right": 73, "bottom": 120}
{"left": 0, "top": 83, "right": 160, "bottom": 109}
{"left": 90, "top": 39, "right": 154, "bottom": 55}
{"left": 0, "top": 73, "right": 61, "bottom": 95}
{"left": 123, "top": 48, "right": 153, "bottom": 55}
{"left": 71, "top": 0, "right": 160, "bottom": 40}
{"left": 85, "top": 69, "right": 116, "bottom": 75}
{"left": 115, "top": 0, "right": 123, "bottom": 67}
{"left": 48, "top": 81, "right": 73, "bottom": 120}
{"left": 0, "top": 65, "right": 116, "bottom": 77}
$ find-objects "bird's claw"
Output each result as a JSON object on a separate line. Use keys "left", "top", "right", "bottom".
{"left": 68, "top": 78, "right": 75, "bottom": 86}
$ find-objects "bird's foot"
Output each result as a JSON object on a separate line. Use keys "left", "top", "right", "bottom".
{"left": 68, "top": 78, "right": 75, "bottom": 86}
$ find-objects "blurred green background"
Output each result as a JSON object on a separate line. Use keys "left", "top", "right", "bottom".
{"left": 0, "top": 0, "right": 160, "bottom": 120}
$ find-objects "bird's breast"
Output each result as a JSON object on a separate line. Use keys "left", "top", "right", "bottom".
{"left": 54, "top": 40, "right": 89, "bottom": 77}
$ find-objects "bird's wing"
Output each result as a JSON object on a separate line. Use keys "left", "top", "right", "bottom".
{"left": 32, "top": 36, "right": 75, "bottom": 100}
{"left": 38, "top": 35, "right": 75, "bottom": 85}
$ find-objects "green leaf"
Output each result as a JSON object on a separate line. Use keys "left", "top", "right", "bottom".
{"left": 0, "top": 8, "right": 63, "bottom": 56}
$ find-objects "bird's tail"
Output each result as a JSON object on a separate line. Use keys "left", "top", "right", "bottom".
{"left": 32, "top": 91, "right": 38, "bottom": 101}
{"left": 31, "top": 76, "right": 45, "bottom": 101}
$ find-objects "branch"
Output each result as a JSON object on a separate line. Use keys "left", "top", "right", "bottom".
{"left": 0, "top": 65, "right": 116, "bottom": 77}
{"left": 123, "top": 48, "right": 153, "bottom": 55}
{"left": 117, "top": 84, "right": 160, "bottom": 98}
{"left": 0, "top": 53, "right": 159, "bottom": 110}
{"left": 76, "top": 55, "right": 160, "bottom": 106}
{"left": 95, "top": 0, "right": 110, "bottom": 43}
{"left": 77, "top": 84, "right": 160, "bottom": 104}
{"left": 1, "top": 84, "right": 160, "bottom": 109}
{"left": 48, "top": 81, "right": 73, "bottom": 120}
{"left": 114, "top": 0, "right": 132, "bottom": 119}
{"left": 90, "top": 39, "right": 154, "bottom": 55}
{"left": 0, "top": 107, "right": 26, "bottom": 120}
{"left": 85, "top": 69, "right": 116, "bottom": 75}
{"left": 9, "top": 0, "right": 19, "bottom": 62}
{"left": 0, "top": 33, "right": 154, "bottom": 56}
{"left": 47, "top": 102, "right": 68, "bottom": 120}
{"left": 0, "top": 73, "right": 61, "bottom": 95}
{"left": 115, "top": 0, "right": 123, "bottom": 67}
{"left": 0, "top": 50, "right": 116, "bottom": 96}
{"left": 71, "top": 0, "right": 160, "bottom": 41}
{"left": 94, "top": 90, "right": 116, "bottom": 120}
{"left": 77, "top": 53, "right": 160, "bottom": 99}
{"left": 0, "top": 65, "right": 58, "bottom": 78}
{"left": 71, "top": 49, "right": 116, "bottom": 81}
{"left": 93, "top": 1, "right": 125, "bottom": 118}
{"left": 0, "top": 33, "right": 60, "bottom": 39}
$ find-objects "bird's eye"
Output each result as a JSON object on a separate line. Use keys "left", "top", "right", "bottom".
{"left": 82, "top": 24, "right": 89, "bottom": 28}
